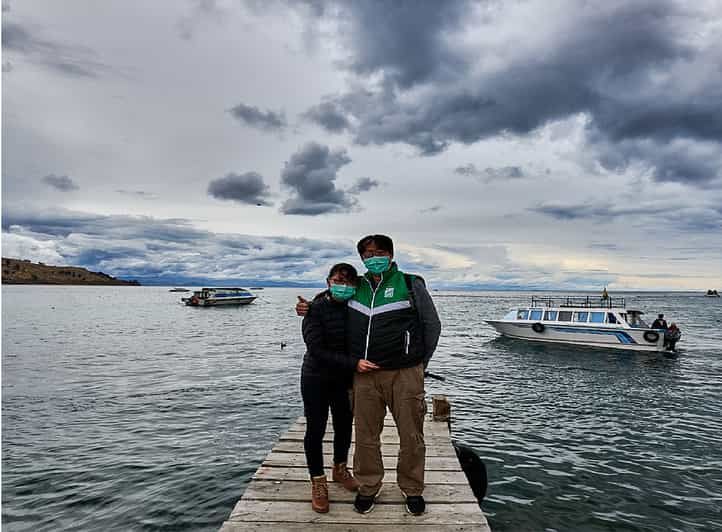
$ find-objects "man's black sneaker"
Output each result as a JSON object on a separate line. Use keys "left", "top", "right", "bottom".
{"left": 353, "top": 490, "right": 379, "bottom": 514}
{"left": 405, "top": 495, "right": 426, "bottom": 515}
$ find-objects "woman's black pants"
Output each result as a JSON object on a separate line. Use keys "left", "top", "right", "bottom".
{"left": 301, "top": 374, "right": 353, "bottom": 477}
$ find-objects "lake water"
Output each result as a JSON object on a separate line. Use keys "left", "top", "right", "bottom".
{"left": 2, "top": 286, "right": 721, "bottom": 531}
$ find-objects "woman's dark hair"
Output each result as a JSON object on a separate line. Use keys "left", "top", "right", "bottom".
{"left": 327, "top": 262, "right": 358, "bottom": 284}
{"left": 356, "top": 234, "right": 394, "bottom": 256}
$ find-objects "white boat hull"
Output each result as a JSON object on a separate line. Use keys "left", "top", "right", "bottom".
{"left": 183, "top": 296, "right": 256, "bottom": 306}
{"left": 486, "top": 320, "right": 665, "bottom": 352}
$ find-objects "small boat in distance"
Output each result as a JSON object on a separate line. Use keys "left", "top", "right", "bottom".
{"left": 168, "top": 287, "right": 190, "bottom": 292}
{"left": 705, "top": 289, "right": 720, "bottom": 297}
{"left": 486, "top": 295, "right": 675, "bottom": 353}
{"left": 182, "top": 287, "right": 256, "bottom": 307}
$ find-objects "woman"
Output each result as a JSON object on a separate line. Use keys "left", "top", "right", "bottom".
{"left": 301, "top": 263, "right": 360, "bottom": 513}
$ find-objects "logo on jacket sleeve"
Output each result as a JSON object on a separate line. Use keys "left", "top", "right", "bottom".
{"left": 384, "top": 287, "right": 394, "bottom": 298}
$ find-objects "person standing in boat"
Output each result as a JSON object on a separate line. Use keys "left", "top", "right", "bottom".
{"left": 664, "top": 323, "right": 681, "bottom": 351}
{"left": 300, "top": 263, "right": 362, "bottom": 513}
{"left": 651, "top": 314, "right": 668, "bottom": 330}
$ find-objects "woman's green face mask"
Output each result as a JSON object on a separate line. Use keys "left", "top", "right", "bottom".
{"left": 329, "top": 283, "right": 356, "bottom": 301}
{"left": 364, "top": 256, "right": 390, "bottom": 275}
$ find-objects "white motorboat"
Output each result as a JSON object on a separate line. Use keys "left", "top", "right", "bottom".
{"left": 486, "top": 296, "right": 673, "bottom": 352}
{"left": 182, "top": 287, "right": 256, "bottom": 306}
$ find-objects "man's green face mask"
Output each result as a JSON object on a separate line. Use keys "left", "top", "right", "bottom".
{"left": 364, "top": 256, "right": 390, "bottom": 275}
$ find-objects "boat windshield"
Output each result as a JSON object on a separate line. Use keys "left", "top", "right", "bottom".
{"left": 627, "top": 314, "right": 649, "bottom": 328}
{"left": 503, "top": 310, "right": 517, "bottom": 320}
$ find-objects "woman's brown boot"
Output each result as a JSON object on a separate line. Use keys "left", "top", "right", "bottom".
{"left": 311, "top": 475, "right": 329, "bottom": 513}
{"left": 332, "top": 462, "right": 360, "bottom": 492}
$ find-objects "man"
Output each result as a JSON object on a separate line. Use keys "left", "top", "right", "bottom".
{"left": 651, "top": 314, "right": 668, "bottom": 330}
{"left": 346, "top": 234, "right": 441, "bottom": 516}
{"left": 296, "top": 234, "right": 441, "bottom": 516}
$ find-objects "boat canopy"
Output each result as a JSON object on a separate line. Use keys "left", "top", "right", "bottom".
{"left": 530, "top": 295, "right": 625, "bottom": 309}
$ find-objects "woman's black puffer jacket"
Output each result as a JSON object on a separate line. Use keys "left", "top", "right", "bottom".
{"left": 301, "top": 291, "right": 358, "bottom": 380}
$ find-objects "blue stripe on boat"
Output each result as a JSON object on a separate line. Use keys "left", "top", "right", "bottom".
{"left": 513, "top": 324, "right": 637, "bottom": 344}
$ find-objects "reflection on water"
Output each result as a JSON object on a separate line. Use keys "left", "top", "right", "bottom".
{"left": 3, "top": 287, "right": 722, "bottom": 531}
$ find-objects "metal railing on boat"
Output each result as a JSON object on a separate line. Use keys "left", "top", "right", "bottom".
{"left": 530, "top": 296, "right": 626, "bottom": 309}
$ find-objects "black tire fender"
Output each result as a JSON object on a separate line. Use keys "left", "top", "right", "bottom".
{"left": 532, "top": 322, "right": 545, "bottom": 333}
{"left": 453, "top": 442, "right": 487, "bottom": 505}
{"left": 644, "top": 330, "right": 660, "bottom": 343}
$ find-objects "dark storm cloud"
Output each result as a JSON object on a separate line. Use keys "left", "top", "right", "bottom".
{"left": 593, "top": 136, "right": 722, "bottom": 186}
{"left": 303, "top": 100, "right": 351, "bottom": 132}
{"left": 348, "top": 177, "right": 379, "bottom": 194}
{"left": 298, "top": 1, "right": 722, "bottom": 184}
{"left": 531, "top": 200, "right": 722, "bottom": 233}
{"left": 454, "top": 164, "right": 525, "bottom": 181}
{"left": 530, "top": 202, "right": 668, "bottom": 221}
{"left": 207, "top": 172, "right": 273, "bottom": 206}
{"left": 1, "top": 20, "right": 110, "bottom": 78}
{"left": 280, "top": 142, "right": 355, "bottom": 215}
{"left": 2, "top": 206, "right": 352, "bottom": 283}
{"left": 330, "top": 0, "right": 471, "bottom": 89}
{"left": 41, "top": 174, "right": 78, "bottom": 191}
{"left": 228, "top": 103, "right": 287, "bottom": 132}
{"left": 2, "top": 207, "right": 210, "bottom": 241}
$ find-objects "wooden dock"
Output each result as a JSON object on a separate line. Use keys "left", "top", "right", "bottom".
{"left": 220, "top": 399, "right": 490, "bottom": 531}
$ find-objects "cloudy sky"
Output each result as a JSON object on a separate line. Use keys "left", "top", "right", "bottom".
{"left": 2, "top": 0, "right": 721, "bottom": 289}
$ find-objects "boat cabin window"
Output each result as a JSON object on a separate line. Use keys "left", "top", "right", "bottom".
{"left": 544, "top": 310, "right": 558, "bottom": 321}
{"left": 607, "top": 313, "right": 617, "bottom": 324}
{"left": 558, "top": 311, "right": 572, "bottom": 321}
{"left": 589, "top": 312, "right": 605, "bottom": 323}
{"left": 529, "top": 309, "right": 543, "bottom": 320}
{"left": 573, "top": 312, "right": 589, "bottom": 322}
{"left": 517, "top": 310, "right": 529, "bottom": 320}
{"left": 503, "top": 310, "right": 517, "bottom": 320}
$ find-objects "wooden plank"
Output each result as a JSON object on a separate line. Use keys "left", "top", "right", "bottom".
{"left": 280, "top": 431, "right": 453, "bottom": 446}
{"left": 239, "top": 480, "right": 478, "bottom": 504}
{"left": 271, "top": 441, "right": 457, "bottom": 457}
{"left": 296, "top": 417, "right": 399, "bottom": 428}
{"left": 227, "top": 501, "right": 487, "bottom": 526}
{"left": 263, "top": 452, "right": 462, "bottom": 471}
{"left": 221, "top": 523, "right": 485, "bottom": 531}
{"left": 287, "top": 422, "right": 450, "bottom": 438}
{"left": 252, "top": 466, "right": 470, "bottom": 484}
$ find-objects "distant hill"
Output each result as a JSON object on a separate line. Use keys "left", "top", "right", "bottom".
{"left": 1, "top": 258, "right": 140, "bottom": 285}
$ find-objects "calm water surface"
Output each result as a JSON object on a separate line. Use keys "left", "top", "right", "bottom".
{"left": 3, "top": 286, "right": 722, "bottom": 531}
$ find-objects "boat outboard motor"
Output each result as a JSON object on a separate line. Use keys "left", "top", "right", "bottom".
{"left": 453, "top": 442, "right": 488, "bottom": 506}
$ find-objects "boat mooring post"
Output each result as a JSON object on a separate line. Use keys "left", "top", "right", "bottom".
{"left": 433, "top": 394, "right": 451, "bottom": 422}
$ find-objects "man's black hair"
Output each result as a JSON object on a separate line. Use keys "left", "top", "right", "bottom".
{"left": 658, "top": 314, "right": 664, "bottom": 318}
{"left": 357, "top": 234, "right": 394, "bottom": 256}
{"left": 327, "top": 262, "right": 358, "bottom": 284}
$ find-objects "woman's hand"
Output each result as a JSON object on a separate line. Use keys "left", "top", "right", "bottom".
{"left": 356, "top": 359, "right": 380, "bottom": 373}
{"left": 296, "top": 296, "right": 310, "bottom": 316}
